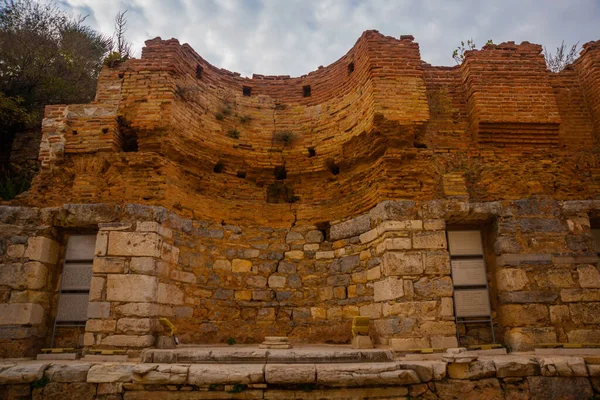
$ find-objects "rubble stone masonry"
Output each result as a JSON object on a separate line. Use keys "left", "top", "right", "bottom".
{"left": 1, "top": 30, "right": 600, "bottom": 357}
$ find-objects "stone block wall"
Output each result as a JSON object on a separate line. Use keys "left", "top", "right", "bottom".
{"left": 3, "top": 198, "right": 600, "bottom": 355}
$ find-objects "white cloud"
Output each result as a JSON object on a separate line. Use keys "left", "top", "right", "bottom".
{"left": 57, "top": 0, "right": 600, "bottom": 77}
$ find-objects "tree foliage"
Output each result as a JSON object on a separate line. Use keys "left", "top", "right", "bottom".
{"left": 452, "top": 38, "right": 493, "bottom": 64}
{"left": 0, "top": 0, "right": 112, "bottom": 132}
{"left": 544, "top": 41, "right": 579, "bottom": 73}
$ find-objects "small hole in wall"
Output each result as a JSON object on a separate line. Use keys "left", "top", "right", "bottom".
{"left": 274, "top": 165, "right": 287, "bottom": 180}
{"left": 315, "top": 221, "right": 330, "bottom": 241}
{"left": 303, "top": 85, "right": 311, "bottom": 97}
{"left": 243, "top": 86, "right": 252, "bottom": 96}
{"left": 307, "top": 147, "right": 316, "bottom": 157}
{"left": 102, "top": 128, "right": 109, "bottom": 134}
{"left": 414, "top": 141, "right": 427, "bottom": 149}
{"left": 348, "top": 62, "right": 354, "bottom": 74}
{"left": 326, "top": 159, "right": 340, "bottom": 175}
{"left": 118, "top": 72, "right": 124, "bottom": 79}
{"left": 72, "top": 130, "right": 78, "bottom": 135}
{"left": 196, "top": 64, "right": 203, "bottom": 79}
{"left": 237, "top": 170, "right": 246, "bottom": 179}
{"left": 213, "top": 162, "right": 225, "bottom": 173}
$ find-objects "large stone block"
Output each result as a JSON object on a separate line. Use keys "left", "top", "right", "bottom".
{"left": 116, "top": 318, "right": 157, "bottom": 334}
{"left": 496, "top": 268, "right": 528, "bottom": 292}
{"left": 132, "top": 364, "right": 188, "bottom": 384}
{"left": 0, "top": 362, "right": 49, "bottom": 384}
{"left": 316, "top": 363, "right": 420, "bottom": 386}
{"left": 265, "top": 364, "right": 316, "bottom": 384}
{"left": 569, "top": 303, "right": 600, "bottom": 324}
{"left": 504, "top": 327, "right": 557, "bottom": 351}
{"left": 0, "top": 303, "right": 44, "bottom": 325}
{"left": 107, "top": 231, "right": 161, "bottom": 257}
{"left": 188, "top": 364, "right": 264, "bottom": 385}
{"left": 157, "top": 283, "right": 184, "bottom": 305}
{"left": 500, "top": 304, "right": 548, "bottom": 326}
{"left": 87, "top": 364, "right": 134, "bottom": 383}
{"left": 106, "top": 274, "right": 158, "bottom": 302}
{"left": 24, "top": 236, "right": 59, "bottom": 264}
{"left": 423, "top": 251, "right": 450, "bottom": 274}
{"left": 374, "top": 277, "right": 404, "bottom": 302}
{"left": 414, "top": 277, "right": 453, "bottom": 297}
{"left": 412, "top": 231, "right": 446, "bottom": 249}
{"left": 330, "top": 214, "right": 371, "bottom": 240}
{"left": 382, "top": 252, "right": 423, "bottom": 276}
{"left": 93, "top": 257, "right": 125, "bottom": 273}
{"left": 577, "top": 265, "right": 600, "bottom": 288}
{"left": 99, "top": 334, "right": 155, "bottom": 347}
{"left": 0, "top": 262, "right": 47, "bottom": 290}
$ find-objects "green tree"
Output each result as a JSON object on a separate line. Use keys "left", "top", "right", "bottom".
{"left": 0, "top": 0, "right": 112, "bottom": 131}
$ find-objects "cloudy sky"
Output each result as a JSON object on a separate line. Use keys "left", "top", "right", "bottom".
{"left": 57, "top": 0, "right": 600, "bottom": 77}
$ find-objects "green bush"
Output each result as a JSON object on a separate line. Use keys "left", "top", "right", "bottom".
{"left": 0, "top": 168, "right": 31, "bottom": 200}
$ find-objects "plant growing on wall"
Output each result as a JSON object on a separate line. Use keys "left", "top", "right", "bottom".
{"left": 544, "top": 41, "right": 579, "bottom": 72}
{"left": 273, "top": 130, "right": 296, "bottom": 146}
{"left": 452, "top": 39, "right": 494, "bottom": 64}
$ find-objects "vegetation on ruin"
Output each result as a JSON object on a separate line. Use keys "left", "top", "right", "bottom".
{"left": 544, "top": 41, "right": 580, "bottom": 72}
{"left": 453, "top": 37, "right": 580, "bottom": 72}
{"left": 273, "top": 130, "right": 297, "bottom": 146}
{"left": 452, "top": 38, "right": 493, "bottom": 64}
{"left": 0, "top": 166, "right": 31, "bottom": 200}
{"left": 227, "top": 128, "right": 240, "bottom": 139}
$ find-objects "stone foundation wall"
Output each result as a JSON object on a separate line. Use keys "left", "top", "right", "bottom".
{"left": 1, "top": 356, "right": 600, "bottom": 399}
{"left": 2, "top": 197, "right": 600, "bottom": 356}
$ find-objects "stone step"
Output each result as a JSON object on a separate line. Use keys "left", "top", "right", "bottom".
{"left": 141, "top": 346, "right": 394, "bottom": 364}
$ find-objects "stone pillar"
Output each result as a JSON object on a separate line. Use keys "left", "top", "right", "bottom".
{"left": 0, "top": 235, "right": 60, "bottom": 357}
{"left": 85, "top": 221, "right": 179, "bottom": 350}
{"left": 357, "top": 217, "right": 457, "bottom": 350}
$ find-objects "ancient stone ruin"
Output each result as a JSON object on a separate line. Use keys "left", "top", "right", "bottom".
{"left": 1, "top": 30, "right": 600, "bottom": 398}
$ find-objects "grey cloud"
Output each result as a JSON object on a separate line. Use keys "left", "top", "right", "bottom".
{"left": 59, "top": 0, "right": 599, "bottom": 77}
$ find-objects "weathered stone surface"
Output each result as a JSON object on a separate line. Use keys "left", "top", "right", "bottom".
{"left": 265, "top": 364, "right": 316, "bottom": 384}
{"left": 447, "top": 360, "right": 496, "bottom": 380}
{"left": 0, "top": 303, "right": 44, "bottom": 325}
{"left": 106, "top": 274, "right": 158, "bottom": 302}
{"left": 99, "top": 334, "right": 155, "bottom": 347}
{"left": 499, "top": 291, "right": 557, "bottom": 304}
{"left": 560, "top": 288, "right": 600, "bottom": 302}
{"left": 330, "top": 215, "right": 371, "bottom": 240}
{"left": 534, "top": 269, "right": 574, "bottom": 288}
{"left": 413, "top": 277, "right": 453, "bottom": 297}
{"left": 374, "top": 277, "right": 404, "bottom": 302}
{"left": 305, "top": 230, "right": 324, "bottom": 243}
{"left": 0, "top": 362, "right": 48, "bottom": 384}
{"left": 577, "top": 265, "right": 600, "bottom": 288}
{"left": 504, "top": 327, "right": 557, "bottom": 351}
{"left": 538, "top": 357, "right": 587, "bottom": 377}
{"left": 87, "top": 363, "right": 134, "bottom": 383}
{"left": 158, "top": 283, "right": 184, "bottom": 305}
{"left": 316, "top": 363, "right": 420, "bottom": 387}
{"left": 390, "top": 337, "right": 430, "bottom": 350}
{"left": 527, "top": 376, "right": 593, "bottom": 400}
{"left": 569, "top": 303, "right": 600, "bottom": 324}
{"left": 496, "top": 268, "right": 529, "bottom": 292}
{"left": 494, "top": 357, "right": 540, "bottom": 377}
{"left": 382, "top": 252, "right": 423, "bottom": 276}
{"left": 132, "top": 364, "right": 188, "bottom": 384}
{"left": 187, "top": 364, "right": 264, "bottom": 385}
{"left": 423, "top": 251, "right": 450, "bottom": 274}
{"left": 232, "top": 259, "right": 252, "bottom": 272}
{"left": 500, "top": 304, "right": 548, "bottom": 326}
{"left": 45, "top": 363, "right": 92, "bottom": 382}
{"left": 24, "top": 236, "right": 59, "bottom": 264}
{"left": 0, "top": 262, "right": 47, "bottom": 290}
{"left": 435, "top": 378, "right": 503, "bottom": 400}
{"left": 93, "top": 257, "right": 125, "bottom": 273}
{"left": 268, "top": 275, "right": 286, "bottom": 288}
{"left": 107, "top": 232, "right": 161, "bottom": 257}
{"left": 412, "top": 231, "right": 446, "bottom": 249}
{"left": 549, "top": 305, "right": 570, "bottom": 324}
{"left": 567, "top": 329, "right": 600, "bottom": 343}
